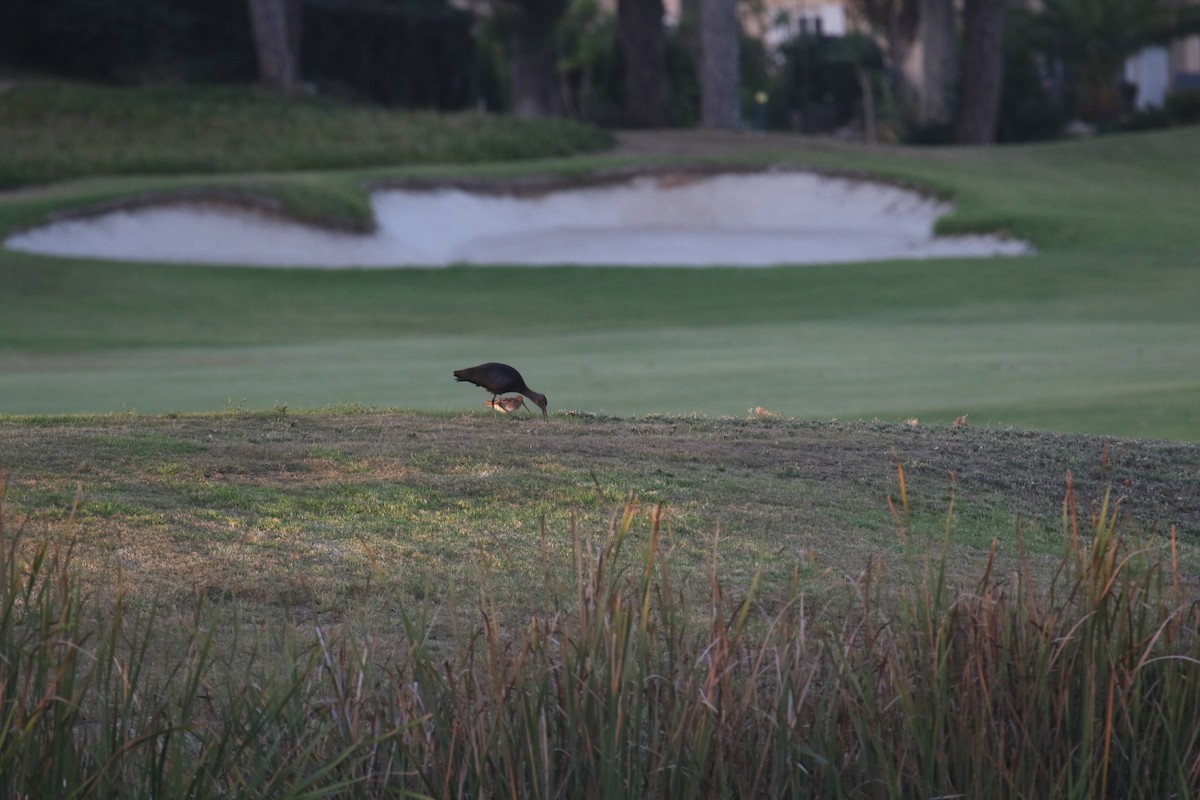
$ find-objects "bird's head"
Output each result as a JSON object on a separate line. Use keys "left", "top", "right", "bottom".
{"left": 530, "top": 391, "right": 548, "bottom": 419}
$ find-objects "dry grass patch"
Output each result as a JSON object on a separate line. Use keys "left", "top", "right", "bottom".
{"left": 2, "top": 409, "right": 1198, "bottom": 632}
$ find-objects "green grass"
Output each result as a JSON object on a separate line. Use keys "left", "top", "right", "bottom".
{"left": 0, "top": 79, "right": 613, "bottom": 189}
{"left": 1, "top": 81, "right": 1199, "bottom": 440}
{"left": 4, "top": 78, "right": 1200, "bottom": 796}
{"left": 3, "top": 309, "right": 1199, "bottom": 438}
{"left": 4, "top": 411, "right": 1198, "bottom": 616}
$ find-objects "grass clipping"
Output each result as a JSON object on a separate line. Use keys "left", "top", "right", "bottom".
{"left": 1, "top": 470, "right": 1199, "bottom": 799}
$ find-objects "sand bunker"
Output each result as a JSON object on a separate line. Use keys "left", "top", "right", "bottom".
{"left": 4, "top": 171, "right": 1030, "bottom": 267}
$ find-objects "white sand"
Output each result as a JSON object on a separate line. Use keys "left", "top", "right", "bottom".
{"left": 4, "top": 172, "right": 1030, "bottom": 268}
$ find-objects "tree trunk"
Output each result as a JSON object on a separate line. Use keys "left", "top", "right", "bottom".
{"left": 699, "top": 0, "right": 740, "bottom": 129}
{"left": 955, "top": 0, "right": 1006, "bottom": 143}
{"left": 855, "top": 64, "right": 878, "bottom": 144}
{"left": 916, "top": 0, "right": 956, "bottom": 125}
{"left": 503, "top": 0, "right": 568, "bottom": 118}
{"left": 618, "top": 0, "right": 668, "bottom": 128}
{"left": 510, "top": 34, "right": 562, "bottom": 117}
{"left": 247, "top": 0, "right": 302, "bottom": 92}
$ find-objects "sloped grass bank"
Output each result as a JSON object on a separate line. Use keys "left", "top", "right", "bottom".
{"left": 0, "top": 79, "right": 613, "bottom": 190}
{"left": 4, "top": 411, "right": 1198, "bottom": 616}
{"left": 3, "top": 411, "right": 1199, "bottom": 796}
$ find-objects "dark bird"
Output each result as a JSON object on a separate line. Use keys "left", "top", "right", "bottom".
{"left": 453, "top": 362, "right": 548, "bottom": 418}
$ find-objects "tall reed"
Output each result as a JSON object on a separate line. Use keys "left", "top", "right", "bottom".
{"left": 1, "top": 471, "right": 1198, "bottom": 798}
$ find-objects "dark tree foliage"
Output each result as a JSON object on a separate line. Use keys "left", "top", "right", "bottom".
{"left": 502, "top": 2, "right": 696, "bottom": 126}
{"left": 491, "top": 0, "right": 573, "bottom": 117}
{"left": 997, "top": 43, "right": 1065, "bottom": 142}
{"left": 1011, "top": 0, "right": 1200, "bottom": 122}
{"left": 773, "top": 32, "right": 884, "bottom": 133}
{"left": 302, "top": 0, "right": 477, "bottom": 108}
{"left": 1, "top": 0, "right": 480, "bottom": 111}
{"left": 553, "top": 0, "right": 621, "bottom": 122}
{"left": 844, "top": 0, "right": 919, "bottom": 84}
{"left": 0, "top": 0, "right": 257, "bottom": 82}
{"left": 662, "top": 29, "right": 701, "bottom": 126}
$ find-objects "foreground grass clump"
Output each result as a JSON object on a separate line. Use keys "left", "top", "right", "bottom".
{"left": 0, "top": 79, "right": 613, "bottom": 189}
{"left": 2, "top": 478, "right": 1199, "bottom": 798}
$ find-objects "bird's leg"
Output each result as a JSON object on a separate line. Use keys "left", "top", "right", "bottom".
{"left": 490, "top": 394, "right": 499, "bottom": 416}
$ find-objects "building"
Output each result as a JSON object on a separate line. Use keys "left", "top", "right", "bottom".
{"left": 1126, "top": 37, "right": 1200, "bottom": 110}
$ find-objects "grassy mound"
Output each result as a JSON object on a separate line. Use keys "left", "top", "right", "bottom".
{"left": 0, "top": 79, "right": 613, "bottom": 190}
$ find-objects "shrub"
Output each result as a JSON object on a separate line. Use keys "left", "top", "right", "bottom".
{"left": 1165, "top": 89, "right": 1200, "bottom": 125}
{"left": 770, "top": 32, "right": 885, "bottom": 134}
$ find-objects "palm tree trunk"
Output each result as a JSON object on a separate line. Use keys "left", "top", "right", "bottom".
{"left": 917, "top": 0, "right": 957, "bottom": 125}
{"left": 699, "top": 0, "right": 741, "bottom": 129}
{"left": 618, "top": 0, "right": 668, "bottom": 127}
{"left": 247, "top": 0, "right": 302, "bottom": 92}
{"left": 955, "top": 0, "right": 1006, "bottom": 143}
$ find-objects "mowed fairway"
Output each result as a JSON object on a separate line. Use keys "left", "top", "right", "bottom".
{"left": 2, "top": 108, "right": 1199, "bottom": 440}
{"left": 5, "top": 317, "right": 1199, "bottom": 438}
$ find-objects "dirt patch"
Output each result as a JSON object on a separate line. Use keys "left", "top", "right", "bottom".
{"left": 4, "top": 411, "right": 1197, "bottom": 535}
